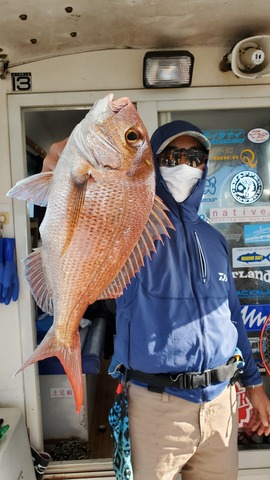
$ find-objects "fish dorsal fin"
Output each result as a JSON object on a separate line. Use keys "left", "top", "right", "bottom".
{"left": 7, "top": 172, "right": 53, "bottom": 206}
{"left": 23, "top": 248, "right": 54, "bottom": 315}
{"left": 98, "top": 194, "right": 174, "bottom": 300}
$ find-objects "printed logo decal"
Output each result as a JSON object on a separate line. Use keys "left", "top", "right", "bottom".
{"left": 247, "top": 128, "right": 269, "bottom": 144}
{"left": 236, "top": 288, "right": 270, "bottom": 300}
{"left": 204, "top": 176, "right": 216, "bottom": 195}
{"left": 218, "top": 272, "right": 227, "bottom": 281}
{"left": 233, "top": 246, "right": 270, "bottom": 267}
{"left": 237, "top": 251, "right": 270, "bottom": 264}
{"left": 203, "top": 129, "right": 245, "bottom": 144}
{"left": 230, "top": 171, "right": 263, "bottom": 204}
{"left": 244, "top": 224, "right": 270, "bottom": 244}
{"left": 210, "top": 148, "right": 257, "bottom": 165}
{"left": 233, "top": 269, "right": 270, "bottom": 285}
{"left": 224, "top": 233, "right": 241, "bottom": 242}
{"left": 241, "top": 304, "right": 269, "bottom": 331}
{"left": 235, "top": 382, "right": 253, "bottom": 428}
{"left": 239, "top": 149, "right": 257, "bottom": 168}
{"left": 210, "top": 206, "right": 270, "bottom": 224}
{"left": 201, "top": 176, "right": 218, "bottom": 203}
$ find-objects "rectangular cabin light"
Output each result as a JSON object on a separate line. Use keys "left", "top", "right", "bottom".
{"left": 143, "top": 51, "right": 194, "bottom": 88}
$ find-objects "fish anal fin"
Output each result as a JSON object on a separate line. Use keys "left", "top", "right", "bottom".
{"left": 98, "top": 194, "right": 174, "bottom": 300}
{"left": 7, "top": 172, "right": 53, "bottom": 206}
{"left": 14, "top": 328, "right": 83, "bottom": 414}
{"left": 23, "top": 248, "right": 54, "bottom": 315}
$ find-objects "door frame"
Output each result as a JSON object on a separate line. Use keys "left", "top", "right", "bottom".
{"left": 7, "top": 85, "right": 270, "bottom": 463}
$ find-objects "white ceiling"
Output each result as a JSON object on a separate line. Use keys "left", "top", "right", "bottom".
{"left": 0, "top": 0, "right": 270, "bottom": 69}
{"left": 7, "top": 0, "right": 270, "bottom": 153}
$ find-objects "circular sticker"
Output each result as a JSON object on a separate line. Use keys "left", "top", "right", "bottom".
{"left": 247, "top": 128, "right": 269, "bottom": 144}
{"left": 230, "top": 171, "right": 263, "bottom": 204}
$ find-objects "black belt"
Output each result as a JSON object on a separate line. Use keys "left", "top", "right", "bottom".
{"left": 126, "top": 358, "right": 240, "bottom": 392}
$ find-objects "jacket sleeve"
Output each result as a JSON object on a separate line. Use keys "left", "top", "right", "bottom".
{"left": 227, "top": 266, "right": 262, "bottom": 387}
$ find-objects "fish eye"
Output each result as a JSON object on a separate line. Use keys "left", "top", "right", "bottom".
{"left": 125, "top": 128, "right": 141, "bottom": 144}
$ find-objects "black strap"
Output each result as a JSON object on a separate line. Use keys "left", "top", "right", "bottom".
{"left": 126, "top": 359, "right": 240, "bottom": 391}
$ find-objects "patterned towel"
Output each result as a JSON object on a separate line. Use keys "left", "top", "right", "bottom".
{"left": 108, "top": 382, "right": 133, "bottom": 480}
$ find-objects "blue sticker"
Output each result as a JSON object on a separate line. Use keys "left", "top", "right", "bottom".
{"left": 244, "top": 224, "right": 270, "bottom": 244}
{"left": 241, "top": 304, "right": 270, "bottom": 331}
{"left": 203, "top": 129, "right": 245, "bottom": 145}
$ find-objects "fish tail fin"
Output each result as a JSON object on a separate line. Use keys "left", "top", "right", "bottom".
{"left": 14, "top": 327, "right": 83, "bottom": 414}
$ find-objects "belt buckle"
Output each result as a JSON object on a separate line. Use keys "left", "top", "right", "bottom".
{"left": 204, "top": 369, "right": 211, "bottom": 387}
{"left": 182, "top": 372, "right": 193, "bottom": 389}
{"left": 173, "top": 370, "right": 212, "bottom": 389}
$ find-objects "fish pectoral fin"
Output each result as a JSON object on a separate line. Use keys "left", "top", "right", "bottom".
{"left": 98, "top": 195, "right": 175, "bottom": 300}
{"left": 71, "top": 158, "right": 93, "bottom": 185}
{"left": 23, "top": 248, "right": 54, "bottom": 315}
{"left": 61, "top": 179, "right": 88, "bottom": 255}
{"left": 7, "top": 172, "right": 53, "bottom": 206}
{"left": 59, "top": 158, "right": 92, "bottom": 255}
{"left": 14, "top": 328, "right": 83, "bottom": 414}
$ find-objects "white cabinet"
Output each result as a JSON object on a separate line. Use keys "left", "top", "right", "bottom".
{"left": 0, "top": 407, "right": 36, "bottom": 480}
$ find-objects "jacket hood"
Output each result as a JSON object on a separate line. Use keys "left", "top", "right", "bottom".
{"left": 150, "top": 120, "right": 211, "bottom": 219}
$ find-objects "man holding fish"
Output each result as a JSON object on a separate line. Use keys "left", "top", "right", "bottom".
{"left": 10, "top": 95, "right": 270, "bottom": 480}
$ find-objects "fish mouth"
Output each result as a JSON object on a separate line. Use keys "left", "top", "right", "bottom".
{"left": 109, "top": 94, "right": 131, "bottom": 113}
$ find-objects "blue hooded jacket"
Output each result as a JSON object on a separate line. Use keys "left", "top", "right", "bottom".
{"left": 114, "top": 120, "right": 262, "bottom": 403}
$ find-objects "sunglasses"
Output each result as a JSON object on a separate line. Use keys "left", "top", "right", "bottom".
{"left": 157, "top": 147, "right": 208, "bottom": 168}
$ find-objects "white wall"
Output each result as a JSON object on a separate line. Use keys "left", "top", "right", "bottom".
{"left": 1, "top": 46, "right": 270, "bottom": 450}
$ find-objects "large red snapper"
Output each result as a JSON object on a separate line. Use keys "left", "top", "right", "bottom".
{"left": 7, "top": 93, "right": 174, "bottom": 412}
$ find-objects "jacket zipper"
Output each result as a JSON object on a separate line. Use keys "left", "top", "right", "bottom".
{"left": 194, "top": 229, "right": 207, "bottom": 379}
{"left": 177, "top": 205, "right": 208, "bottom": 385}
{"left": 194, "top": 231, "right": 207, "bottom": 283}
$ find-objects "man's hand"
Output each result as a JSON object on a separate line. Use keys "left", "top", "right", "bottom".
{"left": 42, "top": 138, "right": 68, "bottom": 172}
{"left": 245, "top": 385, "right": 270, "bottom": 436}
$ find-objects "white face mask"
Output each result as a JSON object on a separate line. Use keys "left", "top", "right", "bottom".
{"left": 160, "top": 164, "right": 203, "bottom": 203}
